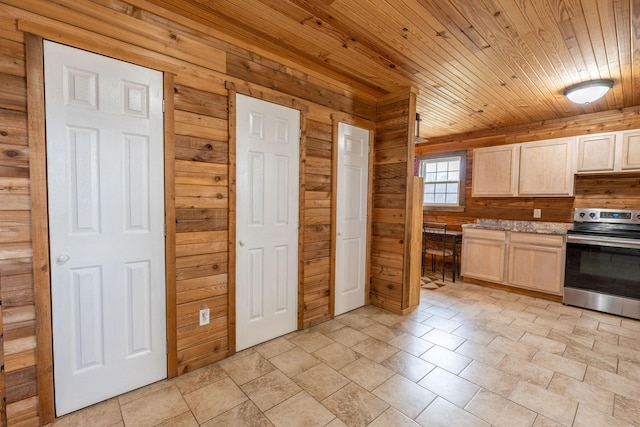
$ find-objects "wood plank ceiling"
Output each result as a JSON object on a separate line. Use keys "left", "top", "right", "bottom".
{"left": 147, "top": 0, "right": 640, "bottom": 140}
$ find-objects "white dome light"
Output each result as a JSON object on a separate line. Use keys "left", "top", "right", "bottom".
{"left": 563, "top": 79, "right": 614, "bottom": 105}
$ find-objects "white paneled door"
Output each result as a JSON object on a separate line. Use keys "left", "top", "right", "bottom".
{"left": 44, "top": 41, "right": 166, "bottom": 416}
{"left": 335, "top": 123, "right": 370, "bottom": 316}
{"left": 236, "top": 94, "right": 300, "bottom": 351}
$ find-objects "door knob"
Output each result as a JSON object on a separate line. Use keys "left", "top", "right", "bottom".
{"left": 338, "top": 232, "right": 342, "bottom": 237}
{"left": 238, "top": 240, "right": 245, "bottom": 247}
{"left": 56, "top": 254, "right": 70, "bottom": 265}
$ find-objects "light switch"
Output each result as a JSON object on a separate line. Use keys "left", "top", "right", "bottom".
{"left": 533, "top": 209, "right": 542, "bottom": 218}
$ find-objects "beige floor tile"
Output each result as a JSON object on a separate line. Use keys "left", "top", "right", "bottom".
{"left": 372, "top": 374, "right": 436, "bottom": 418}
{"left": 498, "top": 355, "right": 554, "bottom": 388}
{"left": 201, "top": 401, "right": 273, "bottom": 427}
{"left": 339, "top": 356, "right": 394, "bottom": 390}
{"left": 388, "top": 333, "right": 433, "bottom": 356}
{"left": 361, "top": 323, "right": 402, "bottom": 342}
{"left": 618, "top": 359, "right": 640, "bottom": 381}
{"left": 351, "top": 337, "right": 399, "bottom": 363}
{"left": 321, "top": 382, "right": 389, "bottom": 426}
{"left": 531, "top": 351, "right": 587, "bottom": 380}
{"left": 532, "top": 415, "right": 565, "bottom": 427}
{"left": 155, "top": 411, "right": 199, "bottom": 427}
{"left": 453, "top": 324, "right": 499, "bottom": 345}
{"left": 381, "top": 350, "right": 435, "bottom": 382}
{"left": 563, "top": 345, "right": 618, "bottom": 373}
{"left": 510, "top": 318, "right": 551, "bottom": 336}
{"left": 51, "top": 398, "right": 122, "bottom": 427}
{"left": 508, "top": 381, "right": 577, "bottom": 426}
{"left": 312, "top": 342, "right": 360, "bottom": 370}
{"left": 423, "top": 304, "right": 459, "bottom": 319}
{"left": 614, "top": 395, "right": 640, "bottom": 425}
{"left": 592, "top": 340, "right": 640, "bottom": 364}
{"left": 289, "top": 331, "right": 334, "bottom": 353}
{"left": 487, "top": 336, "right": 537, "bottom": 361}
{"left": 573, "top": 403, "right": 635, "bottom": 427}
{"left": 265, "top": 391, "right": 335, "bottom": 427}
{"left": 465, "top": 388, "right": 537, "bottom": 427}
{"left": 351, "top": 305, "right": 383, "bottom": 317}
{"left": 269, "top": 347, "right": 320, "bottom": 377}
{"left": 368, "top": 407, "right": 420, "bottom": 426}
{"left": 368, "top": 311, "right": 405, "bottom": 327}
{"left": 533, "top": 316, "right": 574, "bottom": 333}
{"left": 485, "top": 320, "right": 527, "bottom": 342}
{"left": 422, "top": 314, "right": 462, "bottom": 333}
{"left": 325, "top": 418, "right": 349, "bottom": 427}
{"left": 335, "top": 312, "right": 376, "bottom": 330}
{"left": 558, "top": 314, "right": 599, "bottom": 330}
{"left": 183, "top": 377, "right": 247, "bottom": 424}
{"left": 619, "top": 335, "right": 640, "bottom": 351}
{"left": 326, "top": 326, "right": 369, "bottom": 347}
{"left": 420, "top": 344, "right": 472, "bottom": 374}
{"left": 292, "top": 363, "right": 350, "bottom": 401}
{"left": 459, "top": 360, "right": 520, "bottom": 398}
{"left": 584, "top": 366, "right": 640, "bottom": 400}
{"left": 241, "top": 370, "right": 301, "bottom": 411}
{"left": 309, "top": 319, "right": 345, "bottom": 335}
{"left": 175, "top": 364, "right": 228, "bottom": 395}
{"left": 516, "top": 295, "right": 550, "bottom": 309}
{"left": 525, "top": 306, "right": 560, "bottom": 320}
{"left": 573, "top": 325, "right": 619, "bottom": 346}
{"left": 422, "top": 328, "right": 467, "bottom": 350}
{"left": 415, "top": 397, "right": 490, "bottom": 427}
{"left": 620, "top": 318, "right": 640, "bottom": 331}
{"left": 455, "top": 340, "right": 506, "bottom": 367}
{"left": 118, "top": 379, "right": 175, "bottom": 406}
{"left": 547, "top": 373, "right": 615, "bottom": 416}
{"left": 220, "top": 351, "right": 275, "bottom": 385}
{"left": 582, "top": 310, "right": 623, "bottom": 326}
{"left": 519, "top": 332, "right": 566, "bottom": 354}
{"left": 418, "top": 367, "right": 480, "bottom": 408}
{"left": 546, "top": 329, "right": 595, "bottom": 349}
{"left": 120, "top": 384, "right": 189, "bottom": 427}
{"left": 397, "top": 319, "right": 434, "bottom": 337}
{"left": 253, "top": 337, "right": 297, "bottom": 359}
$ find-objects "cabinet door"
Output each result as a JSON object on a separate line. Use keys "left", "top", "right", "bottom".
{"left": 577, "top": 133, "right": 616, "bottom": 172}
{"left": 519, "top": 138, "right": 575, "bottom": 196}
{"left": 472, "top": 145, "right": 519, "bottom": 197}
{"left": 461, "top": 229, "right": 506, "bottom": 283}
{"left": 507, "top": 242, "right": 564, "bottom": 295}
{"left": 621, "top": 130, "right": 640, "bottom": 170}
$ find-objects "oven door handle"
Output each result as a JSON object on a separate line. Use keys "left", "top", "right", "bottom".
{"left": 567, "top": 234, "right": 640, "bottom": 249}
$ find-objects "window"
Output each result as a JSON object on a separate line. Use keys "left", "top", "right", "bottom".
{"left": 417, "top": 151, "right": 466, "bottom": 208}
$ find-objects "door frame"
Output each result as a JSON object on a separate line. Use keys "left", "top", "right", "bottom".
{"left": 225, "top": 82, "right": 309, "bottom": 354}
{"left": 330, "top": 114, "right": 375, "bottom": 317}
{"left": 26, "top": 34, "right": 177, "bottom": 422}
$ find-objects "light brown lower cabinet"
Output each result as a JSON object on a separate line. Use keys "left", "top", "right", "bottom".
{"left": 461, "top": 229, "right": 507, "bottom": 283}
{"left": 462, "top": 229, "right": 565, "bottom": 296}
{"left": 506, "top": 233, "right": 565, "bottom": 296}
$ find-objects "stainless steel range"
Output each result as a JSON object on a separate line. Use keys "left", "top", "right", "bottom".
{"left": 564, "top": 208, "right": 640, "bottom": 319}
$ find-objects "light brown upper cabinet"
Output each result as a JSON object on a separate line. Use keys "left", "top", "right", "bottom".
{"left": 576, "top": 130, "right": 640, "bottom": 174}
{"left": 472, "top": 137, "right": 575, "bottom": 197}
{"left": 576, "top": 133, "right": 616, "bottom": 173}
{"left": 471, "top": 144, "right": 519, "bottom": 197}
{"left": 518, "top": 138, "right": 575, "bottom": 196}
{"left": 621, "top": 130, "right": 640, "bottom": 170}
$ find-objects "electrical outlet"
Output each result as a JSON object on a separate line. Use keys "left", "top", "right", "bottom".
{"left": 533, "top": 208, "right": 542, "bottom": 218}
{"left": 199, "top": 308, "right": 210, "bottom": 326}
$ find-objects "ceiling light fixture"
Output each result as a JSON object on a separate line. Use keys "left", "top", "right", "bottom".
{"left": 415, "top": 113, "right": 422, "bottom": 138}
{"left": 563, "top": 79, "right": 614, "bottom": 105}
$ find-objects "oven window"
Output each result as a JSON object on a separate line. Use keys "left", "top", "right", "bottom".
{"left": 565, "top": 243, "right": 640, "bottom": 299}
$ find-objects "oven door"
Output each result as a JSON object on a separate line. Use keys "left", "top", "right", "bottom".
{"left": 564, "top": 234, "right": 640, "bottom": 319}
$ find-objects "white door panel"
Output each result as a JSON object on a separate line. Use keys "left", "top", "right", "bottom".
{"left": 335, "top": 123, "right": 370, "bottom": 315}
{"left": 236, "top": 94, "right": 299, "bottom": 351}
{"left": 45, "top": 40, "right": 166, "bottom": 416}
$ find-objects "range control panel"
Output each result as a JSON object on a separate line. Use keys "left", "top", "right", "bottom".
{"left": 574, "top": 208, "right": 640, "bottom": 224}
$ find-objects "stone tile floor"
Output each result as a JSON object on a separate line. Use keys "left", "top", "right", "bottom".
{"left": 47, "top": 276, "right": 640, "bottom": 426}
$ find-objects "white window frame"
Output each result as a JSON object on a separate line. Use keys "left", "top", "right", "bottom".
{"left": 417, "top": 151, "right": 467, "bottom": 210}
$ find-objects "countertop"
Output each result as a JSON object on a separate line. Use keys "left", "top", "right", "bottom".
{"left": 462, "top": 219, "right": 572, "bottom": 235}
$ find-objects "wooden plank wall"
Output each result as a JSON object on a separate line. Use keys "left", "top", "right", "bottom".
{"left": 417, "top": 106, "right": 640, "bottom": 230}
{"left": 302, "top": 119, "right": 334, "bottom": 328}
{"left": 0, "top": 0, "right": 383, "bottom": 424}
{"left": 369, "top": 92, "right": 414, "bottom": 314}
